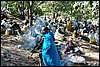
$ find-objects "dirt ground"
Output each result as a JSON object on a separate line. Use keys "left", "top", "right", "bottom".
{"left": 1, "top": 34, "right": 99, "bottom": 66}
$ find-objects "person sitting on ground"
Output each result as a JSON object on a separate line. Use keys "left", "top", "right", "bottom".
{"left": 72, "top": 30, "right": 80, "bottom": 38}
{"left": 72, "top": 19, "right": 78, "bottom": 30}
{"left": 88, "top": 30, "right": 96, "bottom": 44}
{"left": 11, "top": 20, "right": 24, "bottom": 35}
{"left": 63, "top": 38, "right": 75, "bottom": 55}
{"left": 65, "top": 19, "right": 72, "bottom": 32}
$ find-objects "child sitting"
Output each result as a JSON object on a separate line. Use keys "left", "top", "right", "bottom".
{"left": 63, "top": 38, "right": 75, "bottom": 55}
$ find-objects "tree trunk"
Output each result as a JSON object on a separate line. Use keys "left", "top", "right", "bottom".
{"left": 22, "top": 1, "right": 24, "bottom": 18}
{"left": 27, "top": 1, "right": 30, "bottom": 20}
{"left": 29, "top": 1, "right": 33, "bottom": 26}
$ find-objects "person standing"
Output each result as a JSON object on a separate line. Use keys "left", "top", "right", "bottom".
{"left": 41, "top": 26, "right": 61, "bottom": 66}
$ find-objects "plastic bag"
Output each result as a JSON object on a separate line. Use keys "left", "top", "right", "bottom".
{"left": 90, "top": 37, "right": 96, "bottom": 44}
{"left": 70, "top": 55, "right": 86, "bottom": 64}
{"left": 5, "top": 29, "right": 9, "bottom": 36}
{"left": 76, "top": 56, "right": 86, "bottom": 64}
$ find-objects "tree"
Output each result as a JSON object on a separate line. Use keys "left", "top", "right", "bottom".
{"left": 39, "top": 1, "right": 99, "bottom": 21}
{"left": 1, "top": 1, "right": 99, "bottom": 21}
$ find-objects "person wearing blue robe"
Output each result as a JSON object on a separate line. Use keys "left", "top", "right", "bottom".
{"left": 42, "top": 27, "right": 61, "bottom": 66}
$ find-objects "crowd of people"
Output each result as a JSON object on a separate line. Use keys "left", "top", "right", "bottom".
{"left": 1, "top": 11, "right": 99, "bottom": 66}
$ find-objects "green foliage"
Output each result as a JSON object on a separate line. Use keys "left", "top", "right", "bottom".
{"left": 33, "top": 7, "right": 44, "bottom": 16}
{"left": 40, "top": 1, "right": 99, "bottom": 20}
{"left": 1, "top": 1, "right": 99, "bottom": 20}
{"left": 10, "top": 8, "right": 19, "bottom": 16}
